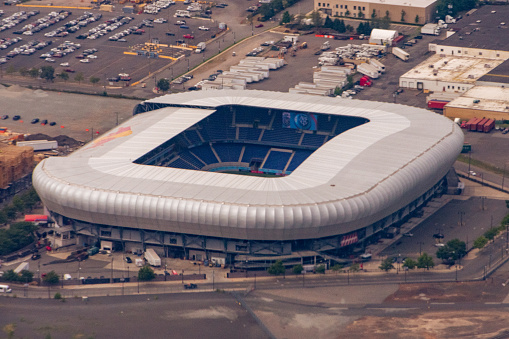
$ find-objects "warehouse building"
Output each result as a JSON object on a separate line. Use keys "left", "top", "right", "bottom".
{"left": 444, "top": 86, "right": 509, "bottom": 121}
{"left": 315, "top": 0, "right": 437, "bottom": 24}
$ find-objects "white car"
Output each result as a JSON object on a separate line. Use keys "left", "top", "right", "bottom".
{"left": 80, "top": 59, "right": 90, "bottom": 63}
{"left": 45, "top": 58, "right": 55, "bottom": 62}
{"left": 198, "top": 26, "right": 209, "bottom": 31}
{"left": 60, "top": 62, "right": 69, "bottom": 66}
{"left": 88, "top": 55, "right": 97, "bottom": 59}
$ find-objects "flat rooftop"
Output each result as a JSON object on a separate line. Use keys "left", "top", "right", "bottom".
{"left": 446, "top": 86, "right": 509, "bottom": 113}
{"left": 477, "top": 58, "right": 509, "bottom": 84}
{"left": 344, "top": 0, "right": 436, "bottom": 8}
{"left": 437, "top": 5, "right": 509, "bottom": 51}
{"left": 400, "top": 54, "right": 504, "bottom": 83}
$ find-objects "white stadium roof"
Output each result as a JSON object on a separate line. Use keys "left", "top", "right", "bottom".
{"left": 33, "top": 90, "right": 464, "bottom": 241}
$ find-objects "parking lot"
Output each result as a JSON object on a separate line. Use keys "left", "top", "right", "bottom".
{"left": 0, "top": 3, "right": 222, "bottom": 84}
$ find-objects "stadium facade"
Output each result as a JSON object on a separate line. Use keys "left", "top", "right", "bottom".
{"left": 33, "top": 91, "right": 464, "bottom": 266}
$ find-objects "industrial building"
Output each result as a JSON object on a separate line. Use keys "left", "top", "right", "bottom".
{"left": 444, "top": 86, "right": 509, "bottom": 121}
{"left": 315, "top": 0, "right": 436, "bottom": 24}
{"left": 33, "top": 91, "right": 463, "bottom": 266}
{"left": 398, "top": 54, "right": 504, "bottom": 93}
{"left": 429, "top": 6, "right": 509, "bottom": 60}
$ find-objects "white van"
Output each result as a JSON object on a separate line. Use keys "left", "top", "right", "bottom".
{"left": 0, "top": 284, "right": 12, "bottom": 293}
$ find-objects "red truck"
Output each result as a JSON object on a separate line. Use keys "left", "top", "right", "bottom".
{"left": 359, "top": 75, "right": 372, "bottom": 87}
{"left": 427, "top": 100, "right": 448, "bottom": 110}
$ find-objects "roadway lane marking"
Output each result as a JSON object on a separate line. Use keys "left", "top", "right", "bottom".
{"left": 431, "top": 302, "right": 455, "bottom": 305}
{"left": 485, "top": 302, "right": 501, "bottom": 304}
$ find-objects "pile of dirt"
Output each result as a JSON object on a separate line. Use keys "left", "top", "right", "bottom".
{"left": 24, "top": 134, "right": 82, "bottom": 147}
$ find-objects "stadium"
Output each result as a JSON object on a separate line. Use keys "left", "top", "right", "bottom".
{"left": 33, "top": 90, "right": 464, "bottom": 267}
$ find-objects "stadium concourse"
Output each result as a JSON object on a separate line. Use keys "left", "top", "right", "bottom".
{"left": 33, "top": 90, "right": 464, "bottom": 269}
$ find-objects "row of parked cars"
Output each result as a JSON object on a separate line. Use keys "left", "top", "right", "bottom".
{"left": 81, "top": 15, "right": 133, "bottom": 40}
{"left": 39, "top": 40, "right": 80, "bottom": 61}
{"left": 44, "top": 12, "right": 102, "bottom": 38}
{"left": 143, "top": 0, "right": 175, "bottom": 14}
{"left": 0, "top": 36, "right": 22, "bottom": 50}
{"left": 14, "top": 10, "right": 70, "bottom": 36}
{"left": 5, "top": 39, "right": 52, "bottom": 58}
{"left": 0, "top": 10, "right": 39, "bottom": 33}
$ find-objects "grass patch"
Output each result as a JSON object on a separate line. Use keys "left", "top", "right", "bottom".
{"left": 457, "top": 154, "right": 509, "bottom": 177}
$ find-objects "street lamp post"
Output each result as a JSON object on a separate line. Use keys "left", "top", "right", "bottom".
{"left": 458, "top": 211, "right": 465, "bottom": 226}
{"left": 468, "top": 151, "right": 471, "bottom": 177}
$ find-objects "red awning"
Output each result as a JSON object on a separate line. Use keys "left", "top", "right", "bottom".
{"left": 24, "top": 215, "right": 48, "bottom": 222}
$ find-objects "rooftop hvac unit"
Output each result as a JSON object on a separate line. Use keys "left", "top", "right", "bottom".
{"left": 433, "top": 70, "right": 438, "bottom": 76}
{"left": 468, "top": 74, "right": 475, "bottom": 79}
{"left": 484, "top": 64, "right": 491, "bottom": 68}
{"left": 429, "top": 64, "right": 434, "bottom": 68}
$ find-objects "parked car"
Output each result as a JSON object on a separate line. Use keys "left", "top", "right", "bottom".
{"left": 184, "top": 283, "right": 197, "bottom": 289}
{"left": 125, "top": 256, "right": 132, "bottom": 263}
{"left": 255, "top": 24, "right": 264, "bottom": 28}
{"left": 198, "top": 26, "right": 209, "bottom": 31}
{"left": 12, "top": 115, "right": 21, "bottom": 121}
{"left": 49, "top": 122, "right": 56, "bottom": 126}
{"left": 1, "top": 115, "right": 8, "bottom": 120}
{"left": 41, "top": 119, "right": 48, "bottom": 125}
{"left": 31, "top": 253, "right": 41, "bottom": 260}
{"left": 31, "top": 118, "right": 39, "bottom": 124}
{"left": 183, "top": 34, "right": 194, "bottom": 39}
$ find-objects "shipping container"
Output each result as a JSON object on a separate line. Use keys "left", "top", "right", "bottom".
{"left": 427, "top": 100, "right": 448, "bottom": 110}
{"left": 476, "top": 118, "right": 488, "bottom": 132}
{"left": 483, "top": 119, "right": 495, "bottom": 133}
{"left": 465, "top": 117, "right": 480, "bottom": 131}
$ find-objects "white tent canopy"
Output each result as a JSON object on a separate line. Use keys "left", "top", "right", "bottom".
{"left": 369, "top": 29, "right": 399, "bottom": 45}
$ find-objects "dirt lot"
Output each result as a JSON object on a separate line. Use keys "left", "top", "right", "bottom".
{"left": 0, "top": 84, "right": 138, "bottom": 141}
{"left": 0, "top": 293, "right": 270, "bottom": 339}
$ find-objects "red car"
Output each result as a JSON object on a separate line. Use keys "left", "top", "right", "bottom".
{"left": 183, "top": 34, "right": 194, "bottom": 39}
{"left": 64, "top": 68, "right": 75, "bottom": 73}
{"left": 255, "top": 24, "right": 264, "bottom": 28}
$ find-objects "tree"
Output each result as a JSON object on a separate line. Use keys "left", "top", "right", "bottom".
{"left": 28, "top": 67, "right": 39, "bottom": 78}
{"left": 350, "top": 262, "right": 360, "bottom": 272}
{"left": 40, "top": 66, "right": 55, "bottom": 82}
{"left": 19, "top": 67, "right": 28, "bottom": 77}
{"left": 310, "top": 10, "right": 323, "bottom": 27}
{"left": 356, "top": 22, "right": 364, "bottom": 34}
{"left": 344, "top": 10, "right": 350, "bottom": 17}
{"left": 20, "top": 270, "right": 34, "bottom": 283}
{"left": 58, "top": 71, "right": 69, "bottom": 81}
{"left": 157, "top": 78, "right": 170, "bottom": 93}
{"left": 0, "top": 210, "right": 7, "bottom": 225}
{"left": 379, "top": 257, "right": 394, "bottom": 272}
{"left": 315, "top": 264, "right": 326, "bottom": 274}
{"left": 43, "top": 271, "right": 59, "bottom": 285}
{"left": 415, "top": 15, "right": 420, "bottom": 24}
{"left": 446, "top": 239, "right": 466, "bottom": 260}
{"left": 2, "top": 269, "right": 19, "bottom": 282}
{"left": 281, "top": 11, "right": 292, "bottom": 24}
{"left": 417, "top": 253, "right": 434, "bottom": 270}
{"left": 292, "top": 264, "right": 303, "bottom": 275}
{"left": 357, "top": 10, "right": 364, "bottom": 19}
{"left": 484, "top": 228, "right": 499, "bottom": 242}
{"left": 324, "top": 15, "right": 333, "bottom": 28}
{"left": 403, "top": 258, "right": 417, "bottom": 270}
{"left": 268, "top": 260, "right": 285, "bottom": 275}
{"left": 138, "top": 266, "right": 155, "bottom": 281}
{"left": 473, "top": 236, "right": 488, "bottom": 249}
{"left": 74, "top": 72, "right": 84, "bottom": 84}
{"left": 371, "top": 9, "right": 377, "bottom": 19}
{"left": 12, "top": 196, "right": 25, "bottom": 213}
{"left": 345, "top": 24, "right": 354, "bottom": 32}
{"left": 400, "top": 9, "right": 406, "bottom": 22}
{"left": 331, "top": 263, "right": 343, "bottom": 273}
{"left": 90, "top": 76, "right": 100, "bottom": 85}
{"left": 3, "top": 205, "right": 17, "bottom": 220}
{"left": 384, "top": 10, "right": 390, "bottom": 20}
